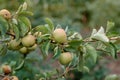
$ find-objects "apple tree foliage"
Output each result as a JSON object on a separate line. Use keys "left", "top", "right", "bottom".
{"left": 0, "top": 2, "right": 120, "bottom": 80}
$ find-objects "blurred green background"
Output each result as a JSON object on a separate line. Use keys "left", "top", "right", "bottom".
{"left": 0, "top": 0, "right": 120, "bottom": 80}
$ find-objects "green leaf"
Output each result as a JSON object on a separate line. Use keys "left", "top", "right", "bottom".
{"left": 18, "top": 11, "right": 33, "bottom": 16}
{"left": 0, "top": 44, "right": 7, "bottom": 56}
{"left": 0, "top": 44, "right": 4, "bottom": 55}
{"left": 85, "top": 44, "right": 97, "bottom": 63}
{"left": 77, "top": 63, "right": 84, "bottom": 72}
{"left": 83, "top": 66, "right": 89, "bottom": 73}
{"left": 16, "top": 5, "right": 23, "bottom": 14}
{"left": 45, "top": 41, "right": 50, "bottom": 56}
{"left": 36, "top": 37, "right": 42, "bottom": 44}
{"left": 9, "top": 61, "right": 17, "bottom": 67}
{"left": 45, "top": 18, "right": 54, "bottom": 32}
{"left": 0, "top": 16, "right": 9, "bottom": 35}
{"left": 68, "top": 40, "right": 82, "bottom": 48}
{"left": 36, "top": 34, "right": 50, "bottom": 44}
{"left": 53, "top": 46, "right": 61, "bottom": 59}
{"left": 19, "top": 16, "right": 31, "bottom": 31}
{"left": 68, "top": 42, "right": 83, "bottom": 53}
{"left": 69, "top": 54, "right": 79, "bottom": 67}
{"left": 40, "top": 41, "right": 51, "bottom": 59}
{"left": 105, "top": 42, "right": 117, "bottom": 59}
{"left": 18, "top": 19, "right": 29, "bottom": 37}
{"left": 12, "top": 24, "right": 19, "bottom": 40}
{"left": 15, "top": 59, "right": 25, "bottom": 71}
{"left": 110, "top": 42, "right": 117, "bottom": 59}
{"left": 32, "top": 25, "right": 49, "bottom": 34}
{"left": 106, "top": 21, "right": 115, "bottom": 32}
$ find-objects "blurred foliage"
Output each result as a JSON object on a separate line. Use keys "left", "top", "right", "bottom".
{"left": 0, "top": 0, "right": 120, "bottom": 80}
{"left": 1, "top": 0, "right": 120, "bottom": 33}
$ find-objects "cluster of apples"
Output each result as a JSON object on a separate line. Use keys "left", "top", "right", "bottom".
{"left": 7, "top": 28, "right": 73, "bottom": 65}
{"left": 0, "top": 9, "right": 37, "bottom": 54}
{"left": 1, "top": 65, "right": 19, "bottom": 80}
{"left": 8, "top": 34, "right": 37, "bottom": 54}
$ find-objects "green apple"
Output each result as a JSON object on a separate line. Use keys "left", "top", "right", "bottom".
{"left": 21, "top": 34, "right": 36, "bottom": 47}
{"left": 8, "top": 39, "right": 21, "bottom": 50}
{"left": 28, "top": 44, "right": 37, "bottom": 51}
{"left": 19, "top": 47, "right": 28, "bottom": 54}
{"left": 53, "top": 28, "right": 67, "bottom": 43}
{"left": 59, "top": 52, "right": 73, "bottom": 65}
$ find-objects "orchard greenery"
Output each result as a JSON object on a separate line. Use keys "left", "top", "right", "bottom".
{"left": 0, "top": 2, "right": 120, "bottom": 80}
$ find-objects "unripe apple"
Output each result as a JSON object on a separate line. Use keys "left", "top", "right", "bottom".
{"left": 19, "top": 47, "right": 28, "bottom": 54}
{"left": 8, "top": 39, "right": 21, "bottom": 50}
{"left": 59, "top": 52, "right": 73, "bottom": 65}
{"left": 11, "top": 76, "right": 19, "bottom": 80}
{"left": 53, "top": 28, "right": 67, "bottom": 43}
{"left": 2, "top": 65, "right": 11, "bottom": 74}
{"left": 28, "top": 44, "right": 37, "bottom": 51}
{"left": 21, "top": 34, "right": 36, "bottom": 47}
{"left": 0, "top": 9, "right": 11, "bottom": 19}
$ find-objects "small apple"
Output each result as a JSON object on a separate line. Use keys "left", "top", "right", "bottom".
{"left": 0, "top": 9, "right": 11, "bottom": 19}
{"left": 59, "top": 52, "right": 73, "bottom": 65}
{"left": 8, "top": 39, "right": 21, "bottom": 50}
{"left": 19, "top": 47, "right": 28, "bottom": 54}
{"left": 53, "top": 28, "right": 67, "bottom": 43}
{"left": 2, "top": 65, "right": 11, "bottom": 74}
{"left": 28, "top": 44, "right": 37, "bottom": 51}
{"left": 21, "top": 34, "right": 36, "bottom": 47}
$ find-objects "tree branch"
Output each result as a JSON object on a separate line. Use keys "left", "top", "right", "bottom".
{"left": 6, "top": 32, "right": 15, "bottom": 39}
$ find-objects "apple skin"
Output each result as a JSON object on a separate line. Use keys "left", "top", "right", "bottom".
{"left": 8, "top": 39, "right": 21, "bottom": 50}
{"left": 21, "top": 35, "right": 36, "bottom": 47}
{"left": 19, "top": 47, "right": 28, "bottom": 54}
{"left": 59, "top": 52, "right": 73, "bottom": 65}
{"left": 0, "top": 9, "right": 11, "bottom": 19}
{"left": 53, "top": 28, "right": 67, "bottom": 43}
{"left": 28, "top": 44, "right": 37, "bottom": 51}
{"left": 2, "top": 76, "right": 10, "bottom": 80}
{"left": 2, "top": 65, "right": 12, "bottom": 74}
{"left": 11, "top": 76, "right": 19, "bottom": 80}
